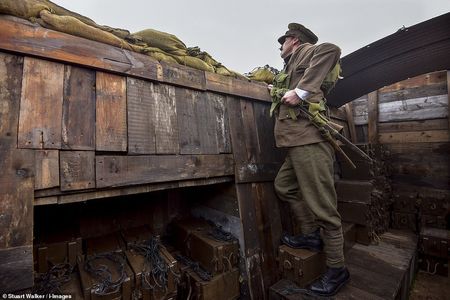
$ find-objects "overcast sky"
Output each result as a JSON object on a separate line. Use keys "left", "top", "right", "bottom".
{"left": 51, "top": 0, "right": 449, "bottom": 74}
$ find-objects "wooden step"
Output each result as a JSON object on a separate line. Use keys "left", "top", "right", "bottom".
{"left": 271, "top": 230, "right": 418, "bottom": 299}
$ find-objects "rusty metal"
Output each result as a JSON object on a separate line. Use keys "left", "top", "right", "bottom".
{"left": 328, "top": 12, "right": 450, "bottom": 107}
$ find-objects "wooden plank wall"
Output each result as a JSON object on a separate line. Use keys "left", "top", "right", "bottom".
{"left": 0, "top": 17, "right": 352, "bottom": 296}
{"left": 0, "top": 53, "right": 34, "bottom": 292}
{"left": 0, "top": 52, "right": 237, "bottom": 292}
{"left": 350, "top": 70, "right": 449, "bottom": 232}
{"left": 9, "top": 55, "right": 236, "bottom": 204}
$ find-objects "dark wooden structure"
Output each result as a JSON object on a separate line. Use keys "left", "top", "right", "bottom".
{"left": 1, "top": 10, "right": 448, "bottom": 299}
{"left": 0, "top": 15, "right": 348, "bottom": 295}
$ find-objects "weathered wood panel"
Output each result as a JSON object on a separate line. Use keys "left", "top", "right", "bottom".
{"left": 379, "top": 71, "right": 446, "bottom": 93}
{"left": 159, "top": 60, "right": 206, "bottom": 91}
{"left": 96, "top": 72, "right": 127, "bottom": 152}
{"left": 378, "top": 118, "right": 448, "bottom": 133}
{"left": 0, "top": 53, "right": 22, "bottom": 147}
{"left": 60, "top": 151, "right": 95, "bottom": 191}
{"left": 0, "top": 15, "right": 159, "bottom": 80}
{"left": 352, "top": 95, "right": 369, "bottom": 125}
{"left": 379, "top": 130, "right": 449, "bottom": 143}
{"left": 206, "top": 72, "right": 270, "bottom": 102}
{"left": 18, "top": 57, "right": 64, "bottom": 149}
{"left": 345, "top": 102, "right": 358, "bottom": 143}
{"left": 207, "top": 93, "right": 231, "bottom": 153}
{"left": 0, "top": 246, "right": 33, "bottom": 293}
{"left": 235, "top": 183, "right": 266, "bottom": 298}
{"left": 378, "top": 94, "right": 448, "bottom": 123}
{"left": 176, "top": 88, "right": 219, "bottom": 154}
{"left": 154, "top": 83, "right": 179, "bottom": 154}
{"left": 448, "top": 70, "right": 450, "bottom": 134}
{"left": 0, "top": 53, "right": 33, "bottom": 245}
{"left": 227, "top": 96, "right": 248, "bottom": 164}
{"left": 368, "top": 91, "right": 378, "bottom": 143}
{"left": 62, "top": 66, "right": 96, "bottom": 150}
{"left": 379, "top": 81, "right": 447, "bottom": 104}
{"left": 34, "top": 150, "right": 59, "bottom": 190}
{"left": 253, "top": 183, "right": 282, "bottom": 290}
{"left": 127, "top": 77, "right": 156, "bottom": 154}
{"left": 197, "top": 93, "right": 220, "bottom": 154}
{"left": 96, "top": 154, "right": 234, "bottom": 188}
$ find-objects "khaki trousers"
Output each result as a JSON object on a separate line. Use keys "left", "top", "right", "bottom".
{"left": 274, "top": 142, "right": 345, "bottom": 268}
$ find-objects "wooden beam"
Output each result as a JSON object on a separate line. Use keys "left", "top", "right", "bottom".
{"left": 344, "top": 103, "right": 357, "bottom": 143}
{"left": 379, "top": 130, "right": 449, "bottom": 144}
{"left": 0, "top": 246, "right": 33, "bottom": 293}
{"left": 0, "top": 53, "right": 34, "bottom": 291}
{"left": 447, "top": 70, "right": 450, "bottom": 136}
{"left": 0, "top": 15, "right": 271, "bottom": 102}
{"left": 35, "top": 177, "right": 234, "bottom": 205}
{"left": 0, "top": 15, "right": 159, "bottom": 82}
{"left": 378, "top": 119, "right": 448, "bottom": 133}
{"left": 368, "top": 91, "right": 379, "bottom": 144}
{"left": 96, "top": 154, "right": 234, "bottom": 188}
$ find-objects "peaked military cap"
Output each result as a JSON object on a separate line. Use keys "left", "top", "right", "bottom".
{"left": 278, "top": 23, "right": 318, "bottom": 45}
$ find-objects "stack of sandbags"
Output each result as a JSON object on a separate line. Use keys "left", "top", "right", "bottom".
{"left": 0, "top": 0, "right": 246, "bottom": 78}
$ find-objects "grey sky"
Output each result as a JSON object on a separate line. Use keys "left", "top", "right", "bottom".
{"left": 52, "top": 0, "right": 449, "bottom": 74}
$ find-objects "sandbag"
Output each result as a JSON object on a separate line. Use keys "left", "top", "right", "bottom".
{"left": 0, "top": 0, "right": 51, "bottom": 19}
{"left": 42, "top": 0, "right": 131, "bottom": 39}
{"left": 133, "top": 29, "right": 188, "bottom": 56}
{"left": 39, "top": 10, "right": 132, "bottom": 50}
{"left": 245, "top": 65, "right": 279, "bottom": 84}
{"left": 187, "top": 46, "right": 221, "bottom": 67}
{"left": 174, "top": 55, "right": 215, "bottom": 73}
{"left": 148, "top": 52, "right": 179, "bottom": 64}
{"left": 215, "top": 66, "right": 232, "bottom": 76}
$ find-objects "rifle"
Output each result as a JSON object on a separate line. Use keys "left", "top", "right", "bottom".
{"left": 297, "top": 104, "right": 373, "bottom": 168}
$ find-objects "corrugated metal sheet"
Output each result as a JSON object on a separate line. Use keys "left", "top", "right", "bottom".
{"left": 328, "top": 12, "right": 450, "bottom": 107}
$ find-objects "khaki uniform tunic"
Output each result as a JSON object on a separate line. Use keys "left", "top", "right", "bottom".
{"left": 274, "top": 42, "right": 341, "bottom": 147}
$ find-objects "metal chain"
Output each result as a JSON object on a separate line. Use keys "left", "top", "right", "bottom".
{"left": 32, "top": 263, "right": 73, "bottom": 295}
{"left": 84, "top": 252, "right": 126, "bottom": 296}
{"left": 129, "top": 237, "right": 171, "bottom": 290}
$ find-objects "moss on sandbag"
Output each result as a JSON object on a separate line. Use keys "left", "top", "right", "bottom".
{"left": 39, "top": 10, "right": 132, "bottom": 50}
{"left": 133, "top": 29, "right": 188, "bottom": 56}
{"left": 0, "top": 0, "right": 51, "bottom": 19}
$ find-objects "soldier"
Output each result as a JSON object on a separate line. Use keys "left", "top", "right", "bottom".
{"left": 269, "top": 23, "right": 349, "bottom": 296}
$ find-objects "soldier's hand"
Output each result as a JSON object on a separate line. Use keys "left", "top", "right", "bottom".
{"left": 267, "top": 84, "right": 273, "bottom": 91}
{"left": 281, "top": 89, "right": 301, "bottom": 106}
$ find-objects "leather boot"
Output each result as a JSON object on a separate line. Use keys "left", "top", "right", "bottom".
{"left": 281, "top": 229, "right": 323, "bottom": 252}
{"left": 307, "top": 266, "right": 350, "bottom": 296}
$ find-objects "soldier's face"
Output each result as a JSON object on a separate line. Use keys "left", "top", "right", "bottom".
{"left": 280, "top": 37, "right": 295, "bottom": 59}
